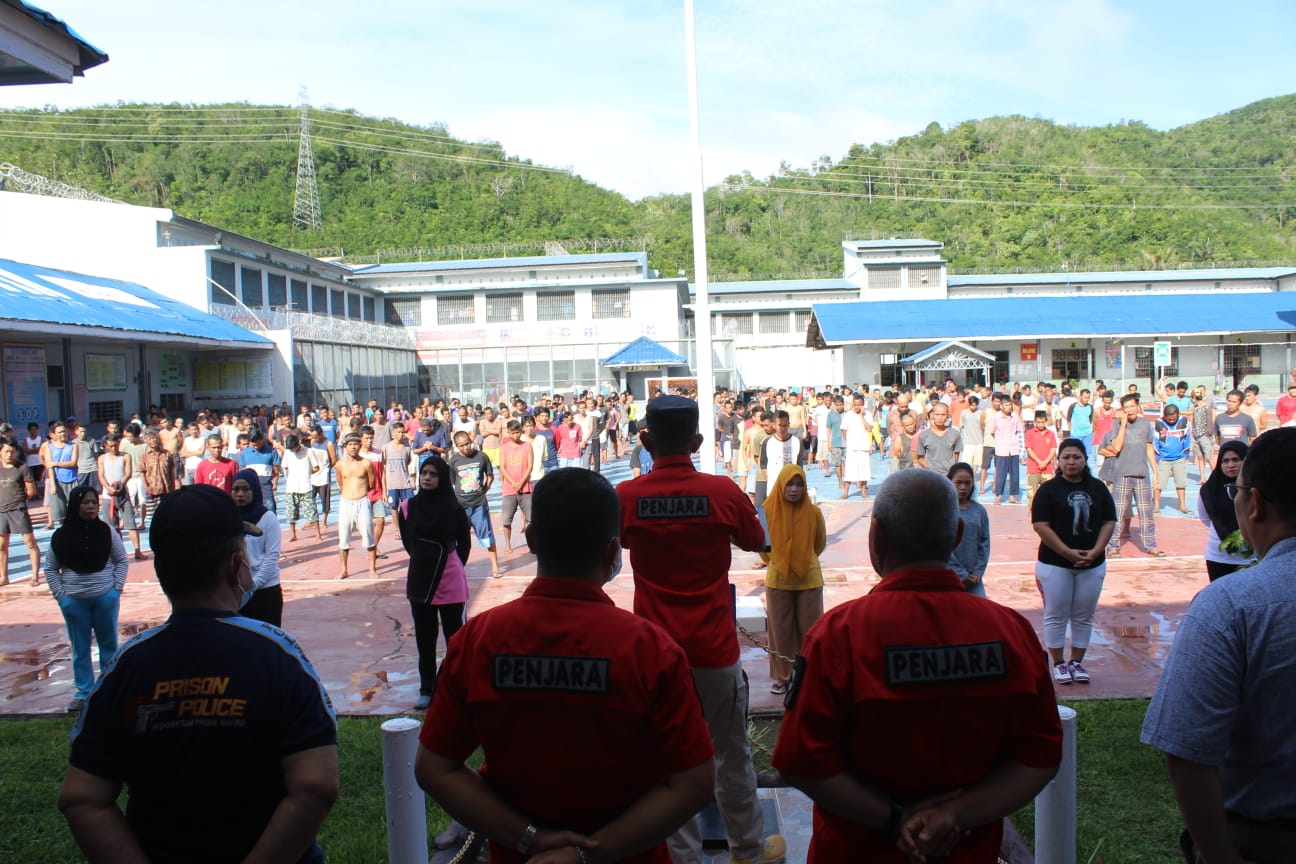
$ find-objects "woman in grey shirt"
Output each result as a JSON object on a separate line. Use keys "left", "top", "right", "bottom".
{"left": 947, "top": 462, "right": 991, "bottom": 596}
{"left": 44, "top": 485, "right": 128, "bottom": 712}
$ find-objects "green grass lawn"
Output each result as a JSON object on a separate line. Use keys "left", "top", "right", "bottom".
{"left": 2, "top": 699, "right": 1182, "bottom": 863}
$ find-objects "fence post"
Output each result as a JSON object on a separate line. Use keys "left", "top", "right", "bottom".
{"left": 382, "top": 716, "right": 428, "bottom": 864}
{"left": 1034, "top": 705, "right": 1077, "bottom": 864}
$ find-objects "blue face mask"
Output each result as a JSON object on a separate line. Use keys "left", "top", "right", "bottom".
{"left": 240, "top": 587, "right": 256, "bottom": 610}
{"left": 607, "top": 546, "right": 623, "bottom": 583}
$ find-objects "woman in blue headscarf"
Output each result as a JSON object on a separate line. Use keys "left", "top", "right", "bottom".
{"left": 230, "top": 468, "right": 282, "bottom": 626}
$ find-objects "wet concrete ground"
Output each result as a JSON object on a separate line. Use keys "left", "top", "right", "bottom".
{"left": 0, "top": 453, "right": 1214, "bottom": 716}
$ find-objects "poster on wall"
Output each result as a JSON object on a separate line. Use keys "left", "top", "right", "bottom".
{"left": 85, "top": 353, "right": 127, "bottom": 390}
{"left": 1019, "top": 343, "right": 1038, "bottom": 362}
{"left": 194, "top": 357, "right": 275, "bottom": 399}
{"left": 158, "top": 353, "right": 187, "bottom": 389}
{"left": 3, "top": 344, "right": 48, "bottom": 425}
{"left": 1105, "top": 339, "right": 1123, "bottom": 369}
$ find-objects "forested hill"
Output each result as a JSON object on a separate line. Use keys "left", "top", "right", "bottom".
{"left": 1, "top": 96, "right": 1294, "bottom": 278}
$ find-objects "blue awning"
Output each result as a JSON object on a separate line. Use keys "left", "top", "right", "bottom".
{"left": 600, "top": 336, "right": 687, "bottom": 367}
{"left": 0, "top": 257, "right": 272, "bottom": 348}
{"left": 811, "top": 292, "right": 1296, "bottom": 346}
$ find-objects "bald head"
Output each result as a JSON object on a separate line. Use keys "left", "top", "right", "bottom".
{"left": 869, "top": 470, "right": 961, "bottom": 576}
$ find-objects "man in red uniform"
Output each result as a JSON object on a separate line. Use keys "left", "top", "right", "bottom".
{"left": 618, "top": 395, "right": 786, "bottom": 864}
{"left": 416, "top": 468, "right": 715, "bottom": 864}
{"left": 773, "top": 469, "right": 1062, "bottom": 863}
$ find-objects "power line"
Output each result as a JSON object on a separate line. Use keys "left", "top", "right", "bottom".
{"left": 722, "top": 183, "right": 1296, "bottom": 210}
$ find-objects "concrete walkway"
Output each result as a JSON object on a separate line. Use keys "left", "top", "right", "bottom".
{"left": 1, "top": 452, "right": 1214, "bottom": 716}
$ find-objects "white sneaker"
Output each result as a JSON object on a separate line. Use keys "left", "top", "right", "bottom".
{"left": 1053, "top": 662, "right": 1073, "bottom": 685}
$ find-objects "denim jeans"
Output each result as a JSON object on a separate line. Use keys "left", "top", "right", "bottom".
{"left": 57, "top": 589, "right": 120, "bottom": 699}
{"left": 993, "top": 454, "right": 1021, "bottom": 499}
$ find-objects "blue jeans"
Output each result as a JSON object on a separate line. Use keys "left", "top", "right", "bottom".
{"left": 57, "top": 589, "right": 120, "bottom": 699}
{"left": 993, "top": 454, "right": 1021, "bottom": 500}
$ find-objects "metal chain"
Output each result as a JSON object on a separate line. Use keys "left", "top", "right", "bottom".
{"left": 442, "top": 831, "right": 481, "bottom": 864}
{"left": 737, "top": 621, "right": 797, "bottom": 666}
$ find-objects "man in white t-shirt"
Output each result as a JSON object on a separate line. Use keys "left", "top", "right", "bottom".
{"left": 280, "top": 433, "right": 322, "bottom": 541}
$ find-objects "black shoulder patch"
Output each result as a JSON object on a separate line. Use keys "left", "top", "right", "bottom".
{"left": 636, "top": 496, "right": 710, "bottom": 518}
{"left": 493, "top": 654, "right": 610, "bottom": 693}
{"left": 885, "top": 641, "right": 1007, "bottom": 686}
{"left": 785, "top": 654, "right": 806, "bottom": 709}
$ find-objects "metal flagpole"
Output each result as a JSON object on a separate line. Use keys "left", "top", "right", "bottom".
{"left": 683, "top": 0, "right": 716, "bottom": 472}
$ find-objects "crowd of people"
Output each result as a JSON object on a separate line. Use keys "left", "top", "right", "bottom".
{"left": 32, "top": 375, "right": 1296, "bottom": 863}
{"left": 0, "top": 374, "right": 1280, "bottom": 862}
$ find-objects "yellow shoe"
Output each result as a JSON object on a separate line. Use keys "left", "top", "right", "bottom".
{"left": 731, "top": 835, "right": 787, "bottom": 864}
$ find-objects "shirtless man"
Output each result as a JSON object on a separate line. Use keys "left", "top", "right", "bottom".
{"left": 335, "top": 434, "right": 378, "bottom": 580}
{"left": 1240, "top": 384, "right": 1269, "bottom": 434}
{"left": 785, "top": 391, "right": 809, "bottom": 443}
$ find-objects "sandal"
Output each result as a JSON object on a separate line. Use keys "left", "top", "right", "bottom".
{"left": 1148, "top": 549, "right": 1167, "bottom": 558}
{"left": 770, "top": 681, "right": 788, "bottom": 695}
{"left": 1106, "top": 549, "right": 1121, "bottom": 558}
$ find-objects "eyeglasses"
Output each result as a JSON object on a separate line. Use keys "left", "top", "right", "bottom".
{"left": 1225, "top": 483, "right": 1261, "bottom": 501}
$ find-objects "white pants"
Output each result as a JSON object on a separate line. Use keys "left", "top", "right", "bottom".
{"left": 337, "top": 496, "right": 375, "bottom": 550}
{"left": 1036, "top": 560, "right": 1106, "bottom": 650}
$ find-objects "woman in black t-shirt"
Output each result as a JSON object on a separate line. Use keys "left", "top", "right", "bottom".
{"left": 1031, "top": 437, "right": 1117, "bottom": 687}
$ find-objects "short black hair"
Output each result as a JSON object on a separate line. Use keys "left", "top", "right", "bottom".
{"left": 1241, "top": 427, "right": 1296, "bottom": 524}
{"left": 530, "top": 469, "right": 619, "bottom": 573}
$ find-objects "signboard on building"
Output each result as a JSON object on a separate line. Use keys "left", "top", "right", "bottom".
{"left": 85, "top": 353, "right": 127, "bottom": 391}
{"left": 3, "top": 344, "right": 48, "bottom": 424}
{"left": 1019, "top": 343, "right": 1038, "bottom": 362}
{"left": 158, "top": 353, "right": 187, "bottom": 389}
{"left": 1105, "top": 339, "right": 1123, "bottom": 369}
{"left": 1154, "top": 341, "right": 1173, "bottom": 367}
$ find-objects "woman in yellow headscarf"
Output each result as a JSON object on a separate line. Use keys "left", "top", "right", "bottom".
{"left": 762, "top": 464, "right": 826, "bottom": 695}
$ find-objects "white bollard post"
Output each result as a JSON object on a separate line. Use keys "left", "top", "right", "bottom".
{"left": 1034, "top": 705, "right": 1077, "bottom": 864}
{"left": 382, "top": 716, "right": 428, "bottom": 864}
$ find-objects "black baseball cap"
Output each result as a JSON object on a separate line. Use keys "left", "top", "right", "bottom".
{"left": 149, "top": 485, "right": 261, "bottom": 562}
{"left": 644, "top": 395, "right": 698, "bottom": 429}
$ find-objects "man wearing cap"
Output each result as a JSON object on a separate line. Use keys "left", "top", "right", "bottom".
{"left": 58, "top": 485, "right": 338, "bottom": 864}
{"left": 617, "top": 395, "right": 786, "bottom": 864}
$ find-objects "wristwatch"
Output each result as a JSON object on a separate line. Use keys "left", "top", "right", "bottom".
{"left": 517, "top": 823, "right": 537, "bottom": 855}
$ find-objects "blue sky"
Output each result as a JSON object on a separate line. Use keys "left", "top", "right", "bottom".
{"left": 4, "top": 0, "right": 1295, "bottom": 200}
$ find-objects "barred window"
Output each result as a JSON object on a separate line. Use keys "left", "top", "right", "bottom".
{"left": 908, "top": 265, "right": 941, "bottom": 290}
{"left": 330, "top": 289, "right": 345, "bottom": 319}
{"left": 1051, "top": 348, "right": 1091, "bottom": 380}
{"left": 159, "top": 393, "right": 185, "bottom": 412}
{"left": 241, "top": 267, "right": 264, "bottom": 307}
{"left": 869, "top": 268, "right": 901, "bottom": 291}
{"left": 718, "top": 313, "right": 753, "bottom": 335}
{"left": 1134, "top": 346, "right": 1178, "bottom": 376}
{"left": 388, "top": 298, "right": 421, "bottom": 326}
{"left": 537, "top": 290, "right": 575, "bottom": 321}
{"left": 592, "top": 288, "right": 631, "bottom": 319}
{"left": 210, "top": 259, "right": 236, "bottom": 306}
{"left": 486, "top": 293, "right": 523, "bottom": 323}
{"left": 267, "top": 273, "right": 287, "bottom": 307}
{"left": 758, "top": 312, "right": 790, "bottom": 334}
{"left": 88, "top": 400, "right": 124, "bottom": 424}
{"left": 437, "top": 294, "right": 476, "bottom": 325}
{"left": 793, "top": 311, "right": 811, "bottom": 332}
{"left": 1223, "top": 343, "right": 1261, "bottom": 377}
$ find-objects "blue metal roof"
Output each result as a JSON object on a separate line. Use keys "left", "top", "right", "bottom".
{"left": 0, "top": 258, "right": 271, "bottom": 346}
{"left": 351, "top": 252, "right": 648, "bottom": 275}
{"left": 812, "top": 292, "right": 1296, "bottom": 344}
{"left": 600, "top": 336, "right": 687, "bottom": 367}
{"left": 948, "top": 267, "right": 1296, "bottom": 287}
{"left": 690, "top": 278, "right": 856, "bottom": 296}
{"left": 6, "top": 1, "right": 109, "bottom": 82}
{"left": 843, "top": 239, "right": 943, "bottom": 250}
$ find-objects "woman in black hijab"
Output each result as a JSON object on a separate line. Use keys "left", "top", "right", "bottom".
{"left": 395, "top": 456, "right": 471, "bottom": 710}
{"left": 43, "top": 485, "right": 129, "bottom": 712}
{"left": 1197, "top": 440, "right": 1256, "bottom": 581}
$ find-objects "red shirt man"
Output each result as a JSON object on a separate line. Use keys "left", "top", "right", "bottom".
{"left": 193, "top": 436, "right": 238, "bottom": 492}
{"left": 774, "top": 470, "right": 1061, "bottom": 864}
{"left": 416, "top": 469, "right": 713, "bottom": 864}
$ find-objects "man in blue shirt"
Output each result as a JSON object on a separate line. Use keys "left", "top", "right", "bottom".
{"left": 1153, "top": 404, "right": 1192, "bottom": 514}
{"left": 1141, "top": 427, "right": 1296, "bottom": 864}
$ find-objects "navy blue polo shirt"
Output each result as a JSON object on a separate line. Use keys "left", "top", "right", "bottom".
{"left": 69, "top": 609, "right": 337, "bottom": 864}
